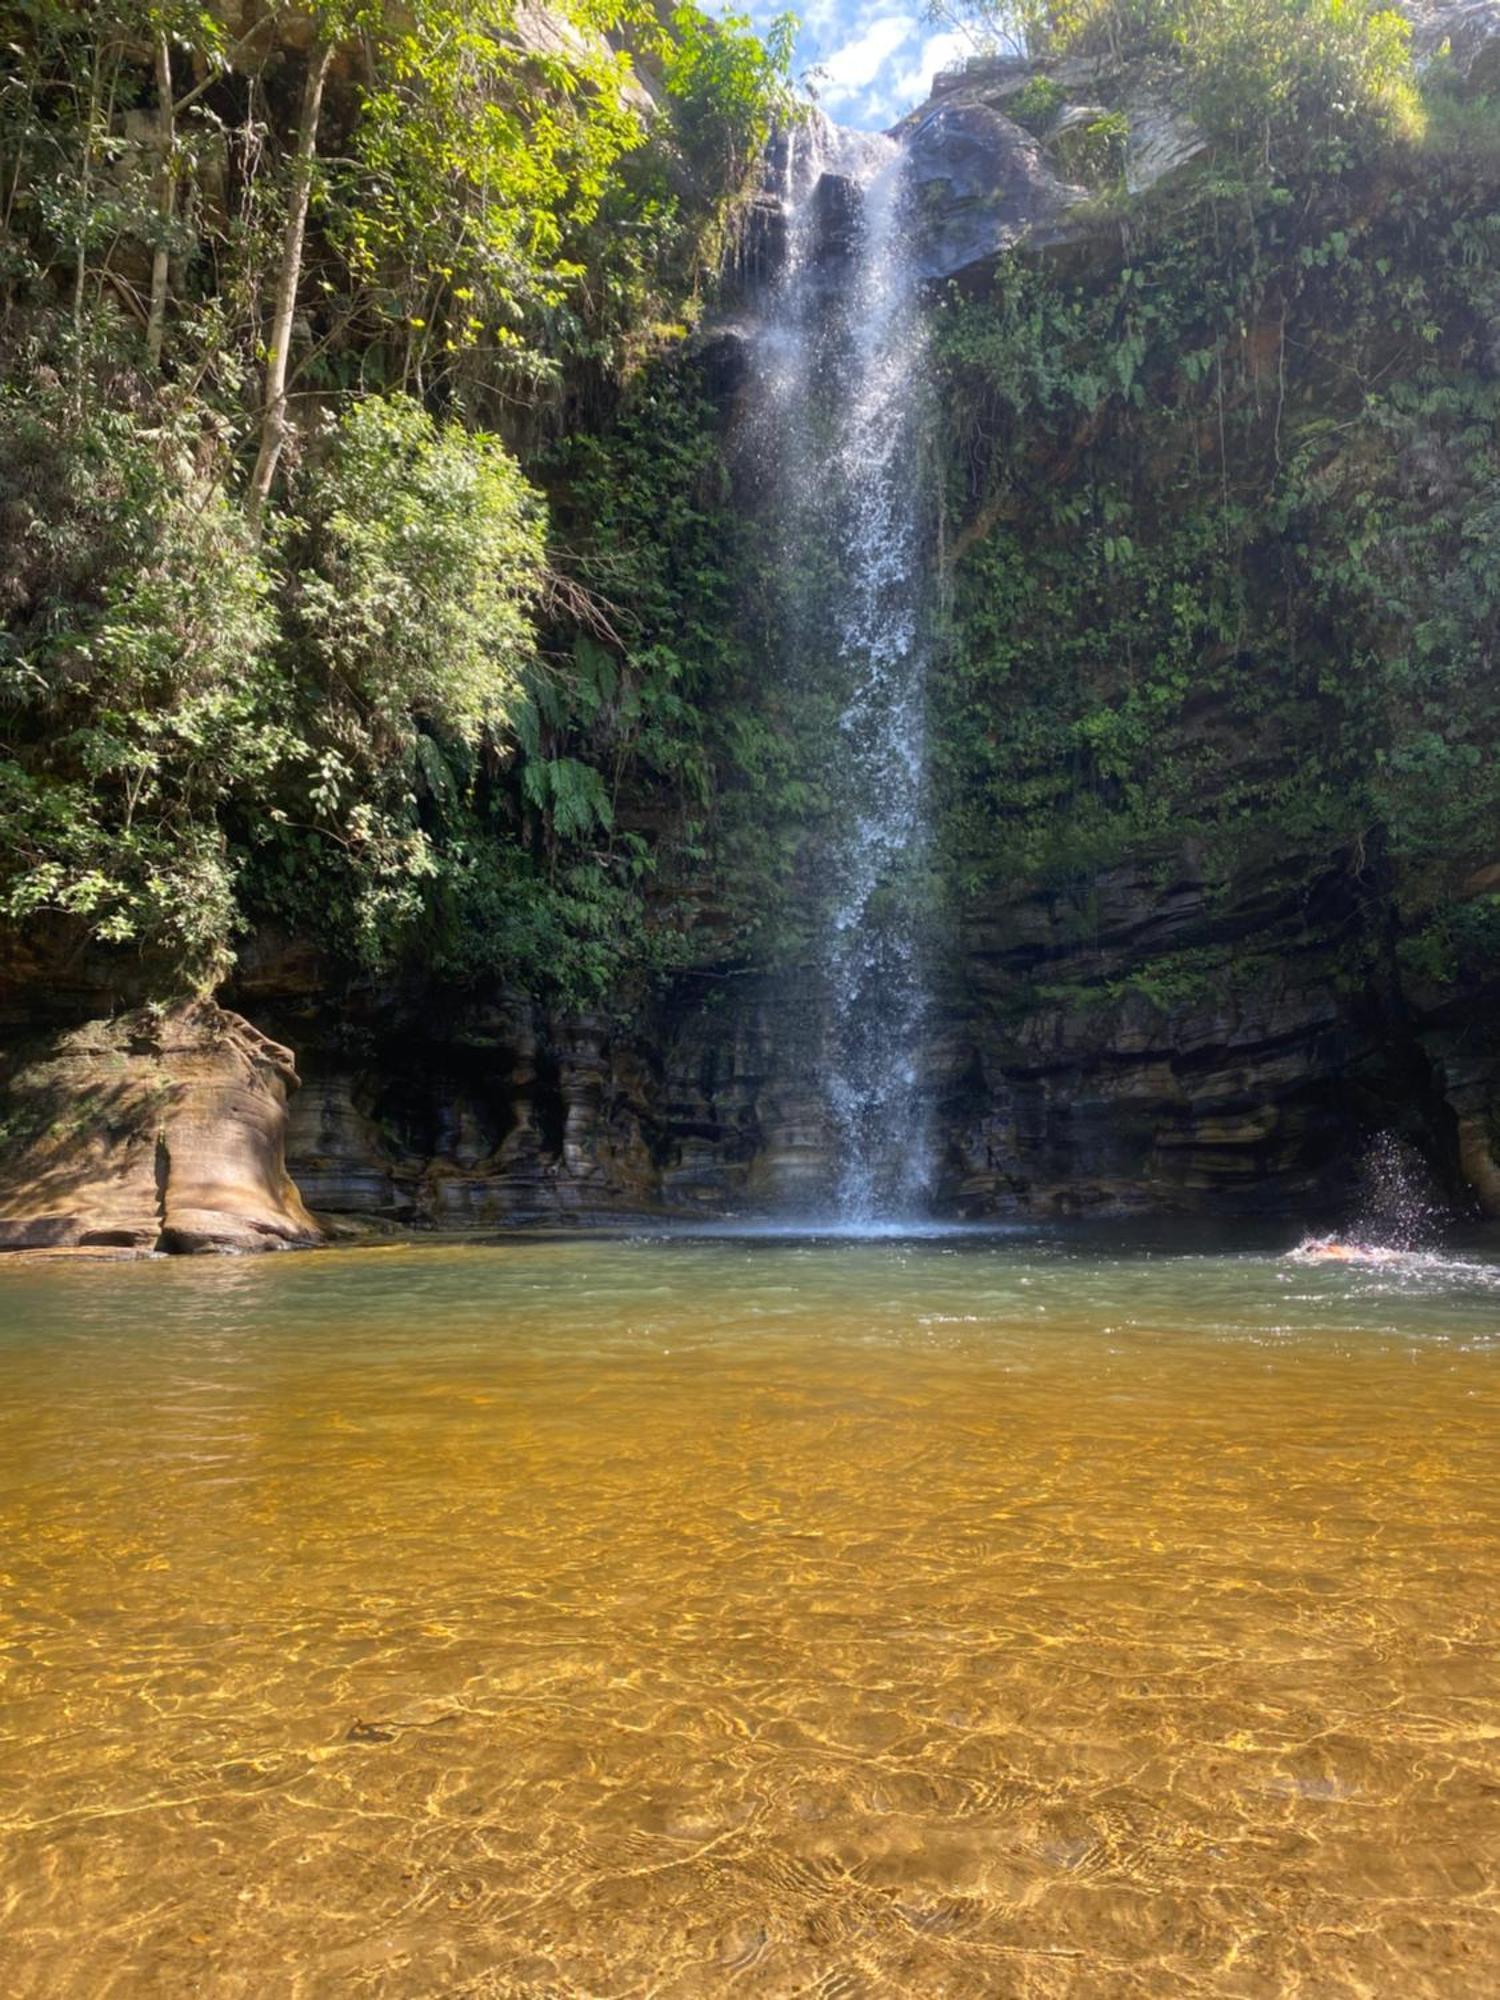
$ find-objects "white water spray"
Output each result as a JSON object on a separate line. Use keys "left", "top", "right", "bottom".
{"left": 747, "top": 118, "right": 934, "bottom": 1223}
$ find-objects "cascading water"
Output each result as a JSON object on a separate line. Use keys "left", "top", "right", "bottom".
{"left": 746, "top": 116, "right": 935, "bottom": 1223}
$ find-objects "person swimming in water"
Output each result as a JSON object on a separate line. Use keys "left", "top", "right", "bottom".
{"left": 1289, "top": 1237, "right": 1400, "bottom": 1264}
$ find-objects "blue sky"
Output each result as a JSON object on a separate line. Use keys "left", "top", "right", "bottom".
{"left": 736, "top": 2, "right": 988, "bottom": 130}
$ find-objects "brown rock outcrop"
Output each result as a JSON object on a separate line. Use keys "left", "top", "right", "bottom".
{"left": 0, "top": 1004, "right": 322, "bottom": 1254}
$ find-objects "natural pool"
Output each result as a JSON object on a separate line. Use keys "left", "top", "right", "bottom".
{"left": 2, "top": 1229, "right": 1499, "bottom": 1997}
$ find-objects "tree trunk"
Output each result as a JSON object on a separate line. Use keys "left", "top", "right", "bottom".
{"left": 71, "top": 44, "right": 103, "bottom": 412}
{"left": 146, "top": 32, "right": 174, "bottom": 369}
{"left": 246, "top": 42, "right": 333, "bottom": 534}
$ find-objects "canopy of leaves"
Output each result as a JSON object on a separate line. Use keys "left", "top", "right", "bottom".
{"left": 292, "top": 395, "right": 544, "bottom": 749}
{"left": 0, "top": 0, "right": 792, "bottom": 1002}
{"left": 0, "top": 387, "right": 280, "bottom": 980}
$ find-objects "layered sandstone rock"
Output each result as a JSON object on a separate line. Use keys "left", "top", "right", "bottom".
{"left": 0, "top": 1005, "right": 322, "bottom": 1254}
{"left": 243, "top": 836, "right": 1499, "bottom": 1225}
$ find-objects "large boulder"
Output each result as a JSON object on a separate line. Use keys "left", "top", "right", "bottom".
{"left": 895, "top": 0, "right": 1500, "bottom": 265}
{"left": 0, "top": 1004, "right": 322, "bottom": 1254}
{"left": 1406, "top": 0, "right": 1500, "bottom": 83}
{"left": 901, "top": 99, "right": 1087, "bottom": 279}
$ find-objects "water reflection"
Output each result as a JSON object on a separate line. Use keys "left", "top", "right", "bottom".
{"left": 1, "top": 1234, "right": 1499, "bottom": 1995}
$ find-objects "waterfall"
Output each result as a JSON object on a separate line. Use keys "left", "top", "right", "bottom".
{"left": 746, "top": 117, "right": 934, "bottom": 1222}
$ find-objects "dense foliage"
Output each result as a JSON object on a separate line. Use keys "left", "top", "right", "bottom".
{"left": 929, "top": 68, "right": 1500, "bottom": 1015}
{"left": 0, "top": 387, "right": 279, "bottom": 973}
{"left": 0, "top": 0, "right": 790, "bottom": 997}
{"left": 3, "top": 0, "right": 1500, "bottom": 1051}
{"left": 939, "top": 0, "right": 1421, "bottom": 167}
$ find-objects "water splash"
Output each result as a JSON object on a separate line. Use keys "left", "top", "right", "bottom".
{"left": 747, "top": 117, "right": 934, "bottom": 1223}
{"left": 1352, "top": 1132, "right": 1446, "bottom": 1250}
{"left": 1286, "top": 1131, "right": 1462, "bottom": 1276}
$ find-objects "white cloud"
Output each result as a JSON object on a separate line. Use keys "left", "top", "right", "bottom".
{"left": 796, "top": 0, "right": 844, "bottom": 35}
{"left": 889, "top": 28, "right": 971, "bottom": 107}
{"left": 709, "top": 0, "right": 959, "bottom": 128}
{"left": 817, "top": 12, "right": 914, "bottom": 104}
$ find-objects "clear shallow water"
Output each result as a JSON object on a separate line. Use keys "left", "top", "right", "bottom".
{"left": 2, "top": 1231, "right": 1499, "bottom": 1996}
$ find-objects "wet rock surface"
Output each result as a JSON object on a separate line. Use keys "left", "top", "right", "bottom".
{"left": 215, "top": 846, "right": 1499, "bottom": 1230}
{"left": 900, "top": 100, "right": 1087, "bottom": 279}
{"left": 3, "top": 842, "right": 1497, "bottom": 1249}
{"left": 266, "top": 984, "right": 819, "bottom": 1229}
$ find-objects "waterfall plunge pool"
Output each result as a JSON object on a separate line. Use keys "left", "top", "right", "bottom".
{"left": 2, "top": 1229, "right": 1499, "bottom": 1995}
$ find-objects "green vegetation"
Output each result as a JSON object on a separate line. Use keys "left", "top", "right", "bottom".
{"left": 3, "top": 0, "right": 1500, "bottom": 1048}
{"left": 947, "top": 0, "right": 1421, "bottom": 168}
{"left": 930, "top": 43, "right": 1500, "bottom": 1012}
{"left": 0, "top": 0, "right": 791, "bottom": 1000}
{"left": 0, "top": 386, "right": 279, "bottom": 976}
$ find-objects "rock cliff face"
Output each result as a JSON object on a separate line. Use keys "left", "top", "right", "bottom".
{"left": 6, "top": 16, "right": 1500, "bottom": 1246}
{"left": 892, "top": 0, "right": 1500, "bottom": 276}
{"left": 931, "top": 856, "right": 1480, "bottom": 1217}
{"left": 0, "top": 1005, "right": 322, "bottom": 1253}
{"left": 891, "top": 49, "right": 1204, "bottom": 282}
{"left": 234, "top": 855, "right": 1489, "bottom": 1230}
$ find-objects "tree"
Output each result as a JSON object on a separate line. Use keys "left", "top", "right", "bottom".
{"left": 246, "top": 36, "right": 336, "bottom": 529}
{"left": 0, "top": 388, "right": 280, "bottom": 982}
{"left": 0, "top": 0, "right": 798, "bottom": 997}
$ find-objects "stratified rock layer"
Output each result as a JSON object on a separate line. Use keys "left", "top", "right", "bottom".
{"left": 237, "top": 882, "right": 1497, "bottom": 1228}
{"left": 0, "top": 1005, "right": 322, "bottom": 1254}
